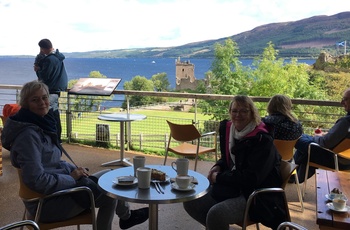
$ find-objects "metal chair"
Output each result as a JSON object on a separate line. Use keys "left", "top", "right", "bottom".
{"left": 164, "top": 120, "right": 217, "bottom": 171}
{"left": 303, "top": 138, "right": 350, "bottom": 197}
{"left": 241, "top": 188, "right": 291, "bottom": 230}
{"left": 238, "top": 160, "right": 294, "bottom": 229}
{"left": 16, "top": 168, "right": 97, "bottom": 230}
{"left": 0, "top": 220, "right": 40, "bottom": 230}
{"left": 274, "top": 138, "right": 304, "bottom": 212}
{"left": 277, "top": 221, "right": 307, "bottom": 230}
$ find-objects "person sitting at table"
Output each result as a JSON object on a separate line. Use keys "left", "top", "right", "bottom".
{"left": 293, "top": 88, "right": 350, "bottom": 183}
{"left": 1, "top": 80, "right": 149, "bottom": 230}
{"left": 183, "top": 95, "right": 288, "bottom": 230}
{"left": 262, "top": 94, "right": 303, "bottom": 140}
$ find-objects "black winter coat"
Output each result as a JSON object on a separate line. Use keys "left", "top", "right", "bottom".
{"left": 214, "top": 120, "right": 288, "bottom": 230}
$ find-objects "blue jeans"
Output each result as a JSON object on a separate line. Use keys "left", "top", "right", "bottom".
{"left": 294, "top": 134, "right": 350, "bottom": 183}
{"left": 293, "top": 134, "right": 315, "bottom": 183}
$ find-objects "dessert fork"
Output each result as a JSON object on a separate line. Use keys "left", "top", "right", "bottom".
{"left": 153, "top": 182, "right": 164, "bottom": 194}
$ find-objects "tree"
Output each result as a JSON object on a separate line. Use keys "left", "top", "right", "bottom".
{"left": 250, "top": 42, "right": 325, "bottom": 99}
{"left": 123, "top": 75, "right": 154, "bottom": 107}
{"left": 200, "top": 38, "right": 251, "bottom": 120}
{"left": 151, "top": 72, "right": 170, "bottom": 92}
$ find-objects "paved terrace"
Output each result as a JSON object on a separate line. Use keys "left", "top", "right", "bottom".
{"left": 0, "top": 144, "right": 317, "bottom": 229}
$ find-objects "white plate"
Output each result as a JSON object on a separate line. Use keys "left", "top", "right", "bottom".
{"left": 325, "top": 194, "right": 348, "bottom": 201}
{"left": 151, "top": 175, "right": 170, "bottom": 183}
{"left": 113, "top": 176, "right": 138, "bottom": 186}
{"left": 326, "top": 203, "right": 350, "bottom": 212}
{"left": 171, "top": 182, "right": 195, "bottom": 191}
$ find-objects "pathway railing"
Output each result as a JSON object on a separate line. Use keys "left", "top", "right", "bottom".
{"left": 0, "top": 84, "right": 344, "bottom": 155}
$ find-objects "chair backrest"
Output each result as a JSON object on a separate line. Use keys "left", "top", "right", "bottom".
{"left": 0, "top": 220, "right": 40, "bottom": 230}
{"left": 274, "top": 138, "right": 299, "bottom": 161}
{"left": 16, "top": 168, "right": 97, "bottom": 230}
{"left": 277, "top": 221, "right": 307, "bottom": 230}
{"left": 280, "top": 160, "right": 298, "bottom": 189}
{"left": 167, "top": 120, "right": 201, "bottom": 142}
{"left": 17, "top": 168, "right": 44, "bottom": 200}
{"left": 242, "top": 188, "right": 291, "bottom": 230}
{"left": 332, "top": 138, "right": 350, "bottom": 153}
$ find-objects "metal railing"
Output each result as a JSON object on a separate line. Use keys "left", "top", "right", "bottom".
{"left": 0, "top": 84, "right": 344, "bottom": 156}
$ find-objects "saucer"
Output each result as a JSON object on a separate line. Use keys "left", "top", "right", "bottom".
{"left": 171, "top": 182, "right": 195, "bottom": 191}
{"left": 326, "top": 203, "right": 350, "bottom": 212}
{"left": 113, "top": 176, "right": 138, "bottom": 186}
{"left": 151, "top": 175, "right": 170, "bottom": 183}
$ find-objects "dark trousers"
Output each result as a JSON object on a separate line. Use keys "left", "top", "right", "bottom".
{"left": 294, "top": 134, "right": 350, "bottom": 183}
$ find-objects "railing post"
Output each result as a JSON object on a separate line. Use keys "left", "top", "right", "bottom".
{"left": 164, "top": 133, "right": 168, "bottom": 150}
{"left": 194, "top": 98, "right": 197, "bottom": 124}
{"left": 126, "top": 95, "right": 131, "bottom": 151}
{"left": 15, "top": 89, "right": 20, "bottom": 103}
{"left": 66, "top": 94, "right": 72, "bottom": 143}
{"left": 139, "top": 133, "right": 143, "bottom": 150}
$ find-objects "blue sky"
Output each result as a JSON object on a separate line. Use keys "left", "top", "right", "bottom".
{"left": 0, "top": 0, "right": 349, "bottom": 55}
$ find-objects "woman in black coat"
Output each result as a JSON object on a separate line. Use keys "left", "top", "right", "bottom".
{"left": 183, "top": 95, "right": 287, "bottom": 230}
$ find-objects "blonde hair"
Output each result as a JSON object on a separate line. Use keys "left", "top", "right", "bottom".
{"left": 229, "top": 95, "right": 261, "bottom": 126}
{"left": 20, "top": 80, "right": 49, "bottom": 108}
{"left": 267, "top": 94, "right": 298, "bottom": 122}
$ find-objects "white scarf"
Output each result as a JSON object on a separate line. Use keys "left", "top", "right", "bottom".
{"left": 229, "top": 121, "right": 257, "bottom": 170}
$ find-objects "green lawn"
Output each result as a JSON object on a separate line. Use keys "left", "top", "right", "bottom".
{"left": 64, "top": 108, "right": 218, "bottom": 160}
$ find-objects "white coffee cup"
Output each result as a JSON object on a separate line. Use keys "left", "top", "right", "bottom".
{"left": 137, "top": 167, "right": 151, "bottom": 189}
{"left": 333, "top": 198, "right": 347, "bottom": 210}
{"left": 171, "top": 158, "right": 189, "bottom": 176}
{"left": 175, "top": 175, "right": 194, "bottom": 189}
{"left": 133, "top": 156, "right": 146, "bottom": 177}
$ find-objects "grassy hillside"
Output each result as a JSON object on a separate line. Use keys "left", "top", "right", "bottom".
{"left": 8, "top": 12, "right": 350, "bottom": 59}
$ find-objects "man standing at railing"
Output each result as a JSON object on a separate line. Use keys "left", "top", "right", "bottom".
{"left": 293, "top": 88, "right": 350, "bottom": 183}
{"left": 34, "top": 38, "right": 67, "bottom": 143}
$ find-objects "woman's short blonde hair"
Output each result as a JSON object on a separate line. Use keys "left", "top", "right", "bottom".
{"left": 229, "top": 95, "right": 261, "bottom": 126}
{"left": 20, "top": 80, "right": 49, "bottom": 108}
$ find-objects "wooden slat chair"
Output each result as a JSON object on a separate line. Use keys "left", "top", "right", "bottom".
{"left": 303, "top": 138, "right": 350, "bottom": 197}
{"left": 274, "top": 138, "right": 304, "bottom": 212}
{"left": 16, "top": 168, "right": 97, "bottom": 230}
{"left": 164, "top": 120, "right": 217, "bottom": 171}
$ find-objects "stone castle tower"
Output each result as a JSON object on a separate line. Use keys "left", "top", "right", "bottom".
{"left": 175, "top": 57, "right": 198, "bottom": 91}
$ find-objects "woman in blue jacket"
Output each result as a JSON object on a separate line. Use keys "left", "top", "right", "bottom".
{"left": 1, "top": 80, "right": 148, "bottom": 230}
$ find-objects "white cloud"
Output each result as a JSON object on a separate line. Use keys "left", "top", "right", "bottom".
{"left": 0, "top": 0, "right": 349, "bottom": 55}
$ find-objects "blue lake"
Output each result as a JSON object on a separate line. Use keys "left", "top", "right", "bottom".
{"left": 0, "top": 57, "right": 316, "bottom": 88}
{"left": 0, "top": 57, "right": 316, "bottom": 106}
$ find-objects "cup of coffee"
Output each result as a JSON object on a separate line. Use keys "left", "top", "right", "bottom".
{"left": 171, "top": 158, "right": 189, "bottom": 176}
{"left": 133, "top": 156, "right": 146, "bottom": 177}
{"left": 175, "top": 175, "right": 194, "bottom": 189}
{"left": 333, "top": 198, "right": 347, "bottom": 210}
{"left": 137, "top": 167, "right": 151, "bottom": 189}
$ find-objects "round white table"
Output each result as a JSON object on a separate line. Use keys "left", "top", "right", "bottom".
{"left": 98, "top": 165, "right": 210, "bottom": 230}
{"left": 98, "top": 113, "right": 146, "bottom": 166}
